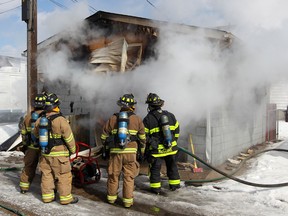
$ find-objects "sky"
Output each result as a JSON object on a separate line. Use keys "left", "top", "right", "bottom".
{"left": 1, "top": 120, "right": 288, "bottom": 215}
{"left": 1, "top": 1, "right": 288, "bottom": 132}
{"left": 0, "top": 0, "right": 156, "bottom": 57}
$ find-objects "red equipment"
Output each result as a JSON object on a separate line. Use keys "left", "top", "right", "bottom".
{"left": 70, "top": 142, "right": 101, "bottom": 187}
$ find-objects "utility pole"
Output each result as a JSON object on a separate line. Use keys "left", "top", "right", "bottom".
{"left": 22, "top": 0, "right": 38, "bottom": 113}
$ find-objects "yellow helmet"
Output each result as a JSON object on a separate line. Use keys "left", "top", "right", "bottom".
{"left": 45, "top": 93, "right": 61, "bottom": 111}
{"left": 117, "top": 94, "right": 137, "bottom": 108}
{"left": 32, "top": 93, "right": 47, "bottom": 109}
{"left": 145, "top": 93, "right": 164, "bottom": 107}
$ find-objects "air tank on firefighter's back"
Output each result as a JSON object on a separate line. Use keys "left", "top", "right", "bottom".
{"left": 39, "top": 117, "right": 49, "bottom": 153}
{"left": 160, "top": 114, "right": 172, "bottom": 148}
{"left": 118, "top": 111, "right": 128, "bottom": 147}
{"left": 31, "top": 112, "right": 39, "bottom": 142}
{"left": 31, "top": 112, "right": 39, "bottom": 130}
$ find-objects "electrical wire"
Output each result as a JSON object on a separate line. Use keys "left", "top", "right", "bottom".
{"left": 48, "top": 0, "right": 67, "bottom": 9}
{"left": 0, "top": 5, "right": 20, "bottom": 15}
{"left": 146, "top": 0, "right": 157, "bottom": 9}
{"left": 70, "top": 0, "right": 97, "bottom": 14}
{"left": 0, "top": 0, "right": 17, "bottom": 6}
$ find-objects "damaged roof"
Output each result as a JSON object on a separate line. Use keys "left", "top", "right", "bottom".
{"left": 86, "top": 11, "right": 234, "bottom": 41}
{"left": 36, "top": 10, "right": 234, "bottom": 52}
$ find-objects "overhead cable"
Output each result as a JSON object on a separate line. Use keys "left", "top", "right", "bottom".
{"left": 146, "top": 0, "right": 157, "bottom": 9}
{"left": 70, "top": 0, "right": 97, "bottom": 14}
{"left": 0, "top": 5, "right": 20, "bottom": 15}
{"left": 0, "top": 0, "right": 17, "bottom": 6}
{"left": 48, "top": 0, "right": 68, "bottom": 9}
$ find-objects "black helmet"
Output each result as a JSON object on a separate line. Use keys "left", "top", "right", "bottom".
{"left": 32, "top": 93, "right": 47, "bottom": 109}
{"left": 145, "top": 93, "right": 164, "bottom": 107}
{"left": 45, "top": 93, "right": 61, "bottom": 111}
{"left": 117, "top": 94, "right": 137, "bottom": 108}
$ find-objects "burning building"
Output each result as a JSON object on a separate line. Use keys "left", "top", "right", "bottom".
{"left": 34, "top": 11, "right": 275, "bottom": 167}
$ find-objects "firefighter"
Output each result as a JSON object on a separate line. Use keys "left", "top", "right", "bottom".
{"left": 19, "top": 93, "right": 47, "bottom": 194}
{"left": 101, "top": 93, "right": 146, "bottom": 208}
{"left": 33, "top": 93, "right": 78, "bottom": 205}
{"left": 143, "top": 93, "right": 181, "bottom": 194}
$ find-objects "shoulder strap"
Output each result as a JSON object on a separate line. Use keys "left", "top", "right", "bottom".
{"left": 46, "top": 113, "right": 63, "bottom": 132}
{"left": 150, "top": 110, "right": 162, "bottom": 124}
{"left": 39, "top": 110, "right": 46, "bottom": 118}
{"left": 114, "top": 112, "right": 135, "bottom": 117}
{"left": 48, "top": 113, "right": 63, "bottom": 121}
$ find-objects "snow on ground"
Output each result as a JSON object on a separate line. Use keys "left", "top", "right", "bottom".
{"left": 0, "top": 121, "right": 288, "bottom": 215}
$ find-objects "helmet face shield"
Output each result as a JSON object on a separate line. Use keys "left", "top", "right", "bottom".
{"left": 117, "top": 94, "right": 137, "bottom": 108}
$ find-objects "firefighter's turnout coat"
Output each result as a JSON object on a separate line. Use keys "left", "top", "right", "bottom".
{"left": 19, "top": 109, "right": 44, "bottom": 192}
{"left": 34, "top": 111, "right": 76, "bottom": 204}
{"left": 101, "top": 110, "right": 146, "bottom": 206}
{"left": 143, "top": 108, "right": 181, "bottom": 191}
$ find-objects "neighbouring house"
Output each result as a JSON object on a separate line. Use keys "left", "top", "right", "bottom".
{"left": 269, "top": 82, "right": 288, "bottom": 138}
{"left": 32, "top": 11, "right": 276, "bottom": 167}
{"left": 0, "top": 55, "right": 26, "bottom": 122}
{"left": 269, "top": 81, "right": 288, "bottom": 115}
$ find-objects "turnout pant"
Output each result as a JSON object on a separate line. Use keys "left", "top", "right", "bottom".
{"left": 107, "top": 153, "right": 139, "bottom": 205}
{"left": 149, "top": 154, "right": 180, "bottom": 190}
{"left": 39, "top": 155, "right": 74, "bottom": 204}
{"left": 19, "top": 147, "right": 40, "bottom": 191}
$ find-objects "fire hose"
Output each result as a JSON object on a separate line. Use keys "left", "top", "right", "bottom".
{"left": 0, "top": 202, "right": 25, "bottom": 216}
{"left": 178, "top": 146, "right": 288, "bottom": 188}
{"left": 0, "top": 167, "right": 25, "bottom": 215}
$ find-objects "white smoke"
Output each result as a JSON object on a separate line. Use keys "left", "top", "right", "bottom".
{"left": 37, "top": 0, "right": 288, "bottom": 130}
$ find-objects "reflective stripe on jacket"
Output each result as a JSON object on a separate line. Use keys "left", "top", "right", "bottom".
{"left": 101, "top": 111, "right": 146, "bottom": 153}
{"left": 21, "top": 110, "right": 44, "bottom": 147}
{"left": 143, "top": 109, "right": 180, "bottom": 157}
{"left": 34, "top": 112, "right": 76, "bottom": 156}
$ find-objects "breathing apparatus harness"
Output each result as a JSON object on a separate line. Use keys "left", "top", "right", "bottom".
{"left": 150, "top": 109, "right": 173, "bottom": 149}
{"left": 102, "top": 111, "right": 141, "bottom": 160}
{"left": 113, "top": 111, "right": 138, "bottom": 147}
{"left": 22, "top": 110, "right": 45, "bottom": 151}
{"left": 30, "top": 110, "right": 46, "bottom": 147}
{"left": 117, "top": 111, "right": 130, "bottom": 148}
{"left": 39, "top": 113, "right": 66, "bottom": 154}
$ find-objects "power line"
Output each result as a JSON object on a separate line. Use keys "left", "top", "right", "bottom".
{"left": 0, "top": 0, "right": 17, "bottom": 6}
{"left": 0, "top": 5, "right": 20, "bottom": 15}
{"left": 88, "top": 5, "right": 97, "bottom": 13}
{"left": 146, "top": 0, "right": 157, "bottom": 9}
{"left": 48, "top": 0, "right": 68, "bottom": 9}
{"left": 70, "top": 0, "right": 97, "bottom": 14}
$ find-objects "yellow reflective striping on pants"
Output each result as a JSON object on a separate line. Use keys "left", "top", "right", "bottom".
{"left": 169, "top": 179, "right": 181, "bottom": 185}
{"left": 42, "top": 193, "right": 55, "bottom": 203}
{"left": 19, "top": 182, "right": 30, "bottom": 189}
{"left": 150, "top": 182, "right": 161, "bottom": 188}
{"left": 60, "top": 194, "right": 73, "bottom": 203}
